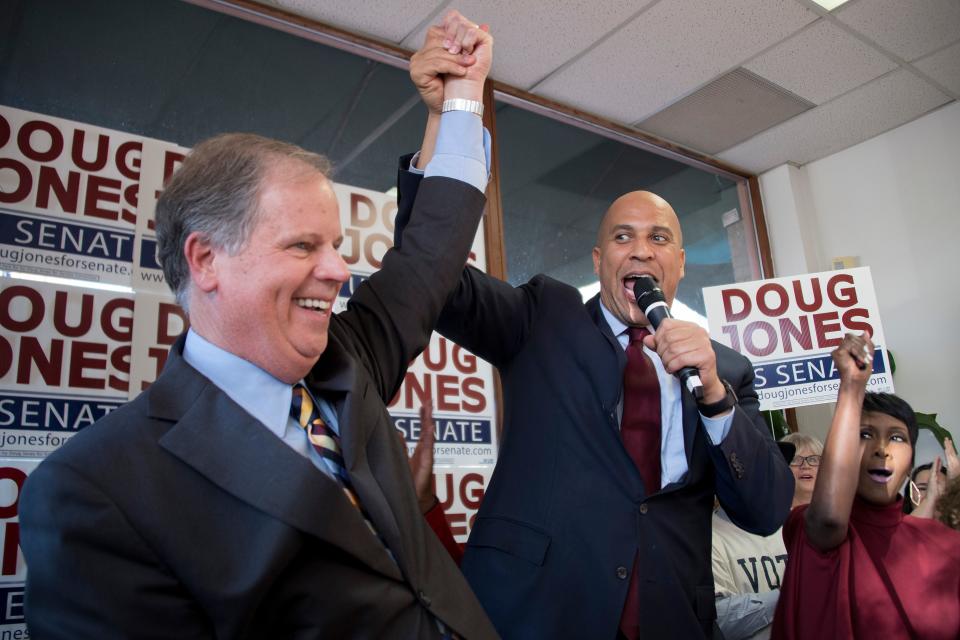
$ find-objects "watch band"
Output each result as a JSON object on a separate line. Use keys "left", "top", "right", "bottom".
{"left": 698, "top": 379, "right": 738, "bottom": 417}
{"left": 441, "top": 98, "right": 484, "bottom": 117}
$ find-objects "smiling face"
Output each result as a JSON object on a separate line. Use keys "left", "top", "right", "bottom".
{"left": 592, "top": 191, "right": 685, "bottom": 327}
{"left": 857, "top": 410, "right": 914, "bottom": 505}
{"left": 194, "top": 159, "right": 350, "bottom": 383}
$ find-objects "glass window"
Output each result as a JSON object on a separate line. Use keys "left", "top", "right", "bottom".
{"left": 0, "top": 0, "right": 424, "bottom": 192}
{"left": 492, "top": 100, "right": 761, "bottom": 324}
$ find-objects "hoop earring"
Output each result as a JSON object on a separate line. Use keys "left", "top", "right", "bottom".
{"left": 909, "top": 480, "right": 922, "bottom": 506}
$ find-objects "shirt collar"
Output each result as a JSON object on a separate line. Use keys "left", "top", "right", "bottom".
{"left": 599, "top": 300, "right": 629, "bottom": 340}
{"left": 182, "top": 329, "right": 294, "bottom": 439}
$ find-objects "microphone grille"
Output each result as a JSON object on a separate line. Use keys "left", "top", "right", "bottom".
{"left": 633, "top": 276, "right": 665, "bottom": 310}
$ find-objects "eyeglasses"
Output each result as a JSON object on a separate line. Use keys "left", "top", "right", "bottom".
{"left": 790, "top": 455, "right": 821, "bottom": 467}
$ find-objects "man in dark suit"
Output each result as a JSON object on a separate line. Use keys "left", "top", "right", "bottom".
{"left": 19, "top": 18, "right": 499, "bottom": 639}
{"left": 400, "top": 39, "right": 794, "bottom": 639}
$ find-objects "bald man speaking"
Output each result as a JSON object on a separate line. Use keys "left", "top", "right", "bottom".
{"left": 396, "top": 73, "right": 793, "bottom": 637}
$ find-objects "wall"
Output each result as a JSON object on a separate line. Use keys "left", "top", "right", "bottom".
{"left": 759, "top": 101, "right": 960, "bottom": 462}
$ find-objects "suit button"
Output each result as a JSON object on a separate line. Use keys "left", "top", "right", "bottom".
{"left": 616, "top": 566, "right": 628, "bottom": 579}
{"left": 639, "top": 504, "right": 648, "bottom": 515}
{"left": 418, "top": 590, "right": 432, "bottom": 608}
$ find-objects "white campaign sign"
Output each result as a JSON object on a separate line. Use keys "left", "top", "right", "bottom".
{"left": 703, "top": 267, "right": 893, "bottom": 410}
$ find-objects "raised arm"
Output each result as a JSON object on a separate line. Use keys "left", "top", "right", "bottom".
{"left": 804, "top": 332, "right": 875, "bottom": 551}
{"left": 410, "top": 12, "right": 490, "bottom": 169}
{"left": 332, "top": 13, "right": 492, "bottom": 401}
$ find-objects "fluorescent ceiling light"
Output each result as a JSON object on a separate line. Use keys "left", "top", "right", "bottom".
{"left": 810, "top": 0, "right": 851, "bottom": 10}
{"left": 2, "top": 270, "right": 135, "bottom": 294}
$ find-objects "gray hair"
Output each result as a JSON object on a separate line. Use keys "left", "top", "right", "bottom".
{"left": 780, "top": 432, "right": 824, "bottom": 456}
{"left": 155, "top": 133, "right": 331, "bottom": 310}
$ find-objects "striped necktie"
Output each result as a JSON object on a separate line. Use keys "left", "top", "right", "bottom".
{"left": 289, "top": 384, "right": 379, "bottom": 538}
{"left": 290, "top": 385, "right": 458, "bottom": 638}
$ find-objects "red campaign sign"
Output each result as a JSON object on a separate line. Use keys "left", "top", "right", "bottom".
{"left": 0, "top": 282, "right": 133, "bottom": 395}
{"left": 389, "top": 336, "right": 488, "bottom": 415}
{"left": 337, "top": 187, "right": 397, "bottom": 272}
{"left": 0, "top": 460, "right": 37, "bottom": 584}
{"left": 0, "top": 107, "right": 144, "bottom": 226}
{"left": 433, "top": 468, "right": 490, "bottom": 542}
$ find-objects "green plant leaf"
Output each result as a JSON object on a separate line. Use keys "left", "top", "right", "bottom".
{"left": 762, "top": 409, "right": 790, "bottom": 440}
{"left": 916, "top": 412, "right": 951, "bottom": 448}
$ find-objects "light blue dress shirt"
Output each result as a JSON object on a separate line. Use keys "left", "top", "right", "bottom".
{"left": 182, "top": 329, "right": 340, "bottom": 476}
{"left": 411, "top": 110, "right": 491, "bottom": 190}
{"left": 600, "top": 302, "right": 733, "bottom": 489}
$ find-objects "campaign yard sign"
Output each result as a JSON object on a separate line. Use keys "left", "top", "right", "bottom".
{"left": 703, "top": 267, "right": 894, "bottom": 410}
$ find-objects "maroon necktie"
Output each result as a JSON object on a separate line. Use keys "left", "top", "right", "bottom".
{"left": 618, "top": 326, "right": 661, "bottom": 640}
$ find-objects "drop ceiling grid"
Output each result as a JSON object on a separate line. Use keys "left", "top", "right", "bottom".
{"left": 400, "top": 0, "right": 653, "bottom": 89}
{"left": 265, "top": 0, "right": 444, "bottom": 43}
{"left": 744, "top": 18, "right": 899, "bottom": 104}
{"left": 637, "top": 69, "right": 815, "bottom": 154}
{"left": 716, "top": 68, "right": 950, "bottom": 173}
{"left": 912, "top": 41, "right": 960, "bottom": 96}
{"left": 834, "top": 0, "right": 960, "bottom": 62}
{"left": 531, "top": 0, "right": 818, "bottom": 124}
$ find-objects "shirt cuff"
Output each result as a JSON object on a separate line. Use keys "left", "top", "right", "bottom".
{"left": 702, "top": 409, "right": 734, "bottom": 445}
{"left": 424, "top": 110, "right": 491, "bottom": 193}
{"left": 408, "top": 152, "right": 424, "bottom": 175}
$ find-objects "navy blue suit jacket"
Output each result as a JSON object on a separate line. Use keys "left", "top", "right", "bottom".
{"left": 397, "top": 157, "right": 793, "bottom": 640}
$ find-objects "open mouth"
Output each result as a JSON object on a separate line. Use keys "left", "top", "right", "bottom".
{"left": 294, "top": 298, "right": 332, "bottom": 314}
{"left": 867, "top": 468, "right": 893, "bottom": 484}
{"left": 622, "top": 274, "right": 658, "bottom": 299}
{"left": 799, "top": 473, "right": 814, "bottom": 481}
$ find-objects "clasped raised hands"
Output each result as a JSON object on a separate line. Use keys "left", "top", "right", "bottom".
{"left": 409, "top": 10, "right": 493, "bottom": 114}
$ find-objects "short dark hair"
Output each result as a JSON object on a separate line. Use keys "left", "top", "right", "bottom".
{"left": 155, "top": 133, "right": 331, "bottom": 310}
{"left": 911, "top": 461, "right": 947, "bottom": 482}
{"left": 862, "top": 392, "right": 918, "bottom": 447}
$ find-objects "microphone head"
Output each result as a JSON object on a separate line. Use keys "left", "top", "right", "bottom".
{"left": 632, "top": 275, "right": 665, "bottom": 311}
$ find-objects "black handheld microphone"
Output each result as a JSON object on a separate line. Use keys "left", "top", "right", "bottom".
{"left": 633, "top": 276, "right": 704, "bottom": 401}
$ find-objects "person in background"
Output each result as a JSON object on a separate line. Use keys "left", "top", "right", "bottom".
{"left": 909, "top": 436, "right": 959, "bottom": 518}
{"left": 406, "top": 402, "right": 465, "bottom": 564}
{"left": 904, "top": 461, "right": 947, "bottom": 514}
{"left": 712, "top": 441, "right": 794, "bottom": 640}
{"left": 771, "top": 333, "right": 960, "bottom": 639}
{"left": 779, "top": 432, "right": 823, "bottom": 509}
{"left": 936, "top": 476, "right": 960, "bottom": 530}
{"left": 19, "top": 15, "right": 499, "bottom": 638}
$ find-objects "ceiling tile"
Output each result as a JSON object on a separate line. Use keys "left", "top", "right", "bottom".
{"left": 638, "top": 68, "right": 814, "bottom": 154}
{"left": 745, "top": 19, "right": 897, "bottom": 103}
{"left": 264, "top": 0, "right": 441, "bottom": 43}
{"left": 716, "top": 68, "right": 950, "bottom": 172}
{"left": 400, "top": 0, "right": 646, "bottom": 89}
{"left": 533, "top": 0, "right": 817, "bottom": 124}
{"left": 835, "top": 0, "right": 960, "bottom": 61}
{"left": 912, "top": 41, "right": 960, "bottom": 97}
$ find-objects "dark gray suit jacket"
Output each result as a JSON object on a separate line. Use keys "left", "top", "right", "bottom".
{"left": 20, "top": 176, "right": 500, "bottom": 640}
{"left": 396, "top": 159, "right": 794, "bottom": 640}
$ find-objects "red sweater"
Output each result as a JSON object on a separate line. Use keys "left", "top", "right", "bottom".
{"left": 424, "top": 500, "right": 464, "bottom": 565}
{"left": 772, "top": 496, "right": 960, "bottom": 639}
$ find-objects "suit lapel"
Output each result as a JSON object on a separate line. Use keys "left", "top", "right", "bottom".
{"left": 151, "top": 338, "right": 403, "bottom": 581}
{"left": 585, "top": 296, "right": 659, "bottom": 499}
{"left": 305, "top": 335, "right": 408, "bottom": 573}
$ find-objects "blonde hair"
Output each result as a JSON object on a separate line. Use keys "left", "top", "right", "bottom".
{"left": 780, "top": 432, "right": 824, "bottom": 456}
